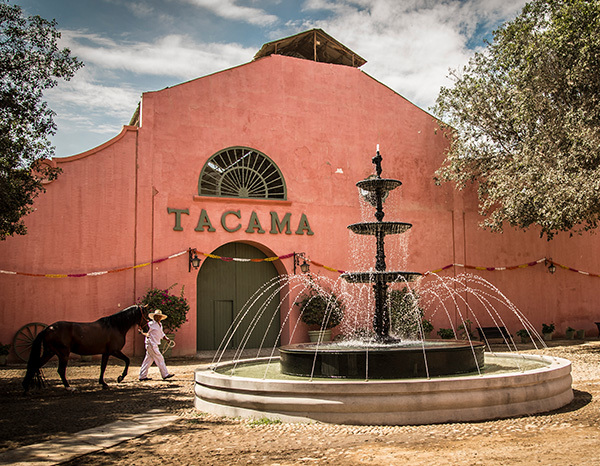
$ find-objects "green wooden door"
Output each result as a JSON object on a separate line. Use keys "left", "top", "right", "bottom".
{"left": 197, "top": 243, "right": 280, "bottom": 351}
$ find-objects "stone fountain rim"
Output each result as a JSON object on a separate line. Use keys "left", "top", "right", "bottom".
{"left": 197, "top": 352, "right": 571, "bottom": 390}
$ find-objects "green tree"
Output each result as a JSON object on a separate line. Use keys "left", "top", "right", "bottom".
{"left": 0, "top": 1, "right": 82, "bottom": 239}
{"left": 434, "top": 0, "right": 600, "bottom": 240}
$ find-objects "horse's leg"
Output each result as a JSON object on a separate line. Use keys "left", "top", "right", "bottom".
{"left": 23, "top": 344, "right": 55, "bottom": 394}
{"left": 37, "top": 349, "right": 55, "bottom": 373}
{"left": 56, "top": 353, "right": 73, "bottom": 391}
{"left": 99, "top": 353, "right": 110, "bottom": 389}
{"left": 112, "top": 350, "right": 130, "bottom": 383}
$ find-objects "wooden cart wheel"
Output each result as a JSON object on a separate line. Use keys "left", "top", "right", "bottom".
{"left": 13, "top": 322, "right": 47, "bottom": 362}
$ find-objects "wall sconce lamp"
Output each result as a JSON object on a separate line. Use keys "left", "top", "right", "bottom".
{"left": 189, "top": 248, "right": 201, "bottom": 272}
{"left": 545, "top": 258, "right": 556, "bottom": 274}
{"left": 293, "top": 252, "right": 310, "bottom": 274}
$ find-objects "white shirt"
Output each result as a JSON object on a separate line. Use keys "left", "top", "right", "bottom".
{"left": 145, "top": 320, "right": 166, "bottom": 346}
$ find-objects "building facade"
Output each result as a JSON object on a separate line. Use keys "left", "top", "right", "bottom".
{"left": 1, "top": 30, "right": 599, "bottom": 360}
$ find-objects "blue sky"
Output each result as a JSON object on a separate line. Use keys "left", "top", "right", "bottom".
{"left": 15, "top": 0, "right": 528, "bottom": 157}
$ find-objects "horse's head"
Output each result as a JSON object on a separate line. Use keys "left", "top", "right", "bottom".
{"left": 136, "top": 304, "right": 149, "bottom": 326}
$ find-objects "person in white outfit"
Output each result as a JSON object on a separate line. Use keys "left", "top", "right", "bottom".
{"left": 138, "top": 309, "right": 174, "bottom": 381}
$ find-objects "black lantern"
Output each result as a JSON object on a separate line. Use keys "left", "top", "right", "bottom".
{"left": 189, "top": 248, "right": 201, "bottom": 272}
{"left": 294, "top": 252, "right": 310, "bottom": 274}
{"left": 300, "top": 258, "right": 310, "bottom": 274}
{"left": 546, "top": 258, "right": 556, "bottom": 274}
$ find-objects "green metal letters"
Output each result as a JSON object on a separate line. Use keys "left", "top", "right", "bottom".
{"left": 221, "top": 210, "right": 242, "bottom": 232}
{"left": 245, "top": 211, "right": 266, "bottom": 234}
{"left": 167, "top": 207, "right": 314, "bottom": 235}
{"left": 270, "top": 212, "right": 292, "bottom": 235}
{"left": 195, "top": 209, "right": 216, "bottom": 232}
{"left": 167, "top": 207, "right": 189, "bottom": 231}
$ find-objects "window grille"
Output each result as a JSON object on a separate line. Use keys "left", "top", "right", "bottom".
{"left": 199, "top": 147, "right": 286, "bottom": 200}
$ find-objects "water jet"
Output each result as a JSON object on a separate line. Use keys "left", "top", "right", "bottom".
{"left": 195, "top": 148, "right": 573, "bottom": 424}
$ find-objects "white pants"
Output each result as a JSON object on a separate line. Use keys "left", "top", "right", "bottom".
{"left": 139, "top": 343, "right": 169, "bottom": 379}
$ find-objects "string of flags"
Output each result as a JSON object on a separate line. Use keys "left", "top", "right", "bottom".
{"left": 426, "top": 258, "right": 547, "bottom": 275}
{"left": 1, "top": 250, "right": 599, "bottom": 279}
{"left": 0, "top": 250, "right": 189, "bottom": 278}
{"left": 199, "top": 251, "right": 346, "bottom": 273}
{"left": 427, "top": 258, "right": 600, "bottom": 278}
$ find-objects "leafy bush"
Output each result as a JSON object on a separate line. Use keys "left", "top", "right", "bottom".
{"left": 297, "top": 287, "right": 344, "bottom": 330}
{"left": 421, "top": 319, "right": 434, "bottom": 336}
{"left": 437, "top": 328, "right": 455, "bottom": 340}
{"left": 458, "top": 319, "right": 474, "bottom": 339}
{"left": 542, "top": 323, "right": 555, "bottom": 334}
{"left": 0, "top": 343, "right": 10, "bottom": 356}
{"left": 138, "top": 284, "right": 190, "bottom": 333}
{"left": 389, "top": 287, "right": 425, "bottom": 338}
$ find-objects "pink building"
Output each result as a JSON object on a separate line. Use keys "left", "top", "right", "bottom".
{"left": 1, "top": 30, "right": 599, "bottom": 361}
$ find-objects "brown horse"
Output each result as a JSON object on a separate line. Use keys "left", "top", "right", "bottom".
{"left": 23, "top": 304, "right": 145, "bottom": 394}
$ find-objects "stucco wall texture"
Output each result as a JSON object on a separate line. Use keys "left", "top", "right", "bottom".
{"left": 1, "top": 53, "right": 599, "bottom": 359}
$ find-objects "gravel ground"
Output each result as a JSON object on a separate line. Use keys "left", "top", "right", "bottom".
{"left": 1, "top": 341, "right": 600, "bottom": 465}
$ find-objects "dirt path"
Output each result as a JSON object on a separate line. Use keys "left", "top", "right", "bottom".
{"left": 2, "top": 342, "right": 600, "bottom": 465}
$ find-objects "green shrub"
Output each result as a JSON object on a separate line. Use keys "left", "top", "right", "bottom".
{"left": 139, "top": 284, "right": 190, "bottom": 333}
{"left": 389, "top": 287, "right": 425, "bottom": 338}
{"left": 437, "top": 328, "right": 455, "bottom": 339}
{"left": 297, "top": 287, "right": 344, "bottom": 330}
{"left": 542, "top": 323, "right": 555, "bottom": 334}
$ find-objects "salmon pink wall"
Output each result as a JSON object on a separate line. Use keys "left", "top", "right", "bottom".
{"left": 1, "top": 54, "right": 600, "bottom": 361}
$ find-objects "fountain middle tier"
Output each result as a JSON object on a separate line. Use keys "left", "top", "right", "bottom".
{"left": 348, "top": 222, "right": 412, "bottom": 235}
{"left": 340, "top": 270, "right": 421, "bottom": 283}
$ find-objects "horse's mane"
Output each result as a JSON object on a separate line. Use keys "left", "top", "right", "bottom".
{"left": 99, "top": 305, "right": 142, "bottom": 332}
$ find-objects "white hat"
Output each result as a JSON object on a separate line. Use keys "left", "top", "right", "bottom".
{"left": 148, "top": 309, "right": 168, "bottom": 320}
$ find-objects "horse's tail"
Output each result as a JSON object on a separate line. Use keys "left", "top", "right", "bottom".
{"left": 22, "top": 329, "right": 47, "bottom": 394}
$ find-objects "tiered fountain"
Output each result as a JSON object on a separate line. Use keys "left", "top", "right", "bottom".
{"left": 194, "top": 149, "right": 573, "bottom": 425}
{"left": 279, "top": 149, "right": 484, "bottom": 379}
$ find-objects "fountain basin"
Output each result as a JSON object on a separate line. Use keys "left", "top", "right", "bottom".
{"left": 279, "top": 341, "right": 485, "bottom": 379}
{"left": 194, "top": 353, "right": 573, "bottom": 425}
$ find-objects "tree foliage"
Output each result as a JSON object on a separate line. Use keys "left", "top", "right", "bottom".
{"left": 0, "top": 1, "right": 82, "bottom": 239}
{"left": 434, "top": 0, "right": 600, "bottom": 240}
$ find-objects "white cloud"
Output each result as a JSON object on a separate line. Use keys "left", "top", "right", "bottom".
{"left": 181, "top": 0, "right": 279, "bottom": 25}
{"left": 61, "top": 30, "right": 255, "bottom": 80}
{"left": 46, "top": 0, "right": 530, "bottom": 157}
{"left": 48, "top": 28, "right": 259, "bottom": 155}
{"left": 300, "top": 0, "right": 528, "bottom": 109}
{"left": 45, "top": 68, "right": 140, "bottom": 120}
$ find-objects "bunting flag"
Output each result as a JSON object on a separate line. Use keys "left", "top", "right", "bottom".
{"left": 424, "top": 257, "right": 600, "bottom": 278}
{"left": 425, "top": 258, "right": 547, "bottom": 275}
{"left": 305, "top": 259, "right": 346, "bottom": 274}
{"left": 0, "top": 250, "right": 189, "bottom": 278}
{"left": 200, "top": 252, "right": 295, "bottom": 263}
{"left": 2, "top": 251, "right": 599, "bottom": 279}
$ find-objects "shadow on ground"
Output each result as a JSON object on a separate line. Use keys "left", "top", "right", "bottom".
{"left": 0, "top": 358, "right": 200, "bottom": 452}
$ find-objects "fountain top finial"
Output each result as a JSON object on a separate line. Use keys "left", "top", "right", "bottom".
{"left": 372, "top": 148, "right": 383, "bottom": 178}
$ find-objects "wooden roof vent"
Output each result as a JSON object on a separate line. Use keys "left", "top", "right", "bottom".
{"left": 254, "top": 29, "right": 367, "bottom": 68}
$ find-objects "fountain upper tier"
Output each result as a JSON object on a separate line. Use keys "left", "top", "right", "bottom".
{"left": 357, "top": 178, "right": 402, "bottom": 192}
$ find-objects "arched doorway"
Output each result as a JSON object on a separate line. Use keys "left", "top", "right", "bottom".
{"left": 196, "top": 242, "right": 281, "bottom": 351}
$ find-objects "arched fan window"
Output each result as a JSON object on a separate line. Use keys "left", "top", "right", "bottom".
{"left": 198, "top": 147, "right": 286, "bottom": 200}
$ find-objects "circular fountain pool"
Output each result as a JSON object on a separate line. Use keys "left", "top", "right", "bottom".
{"left": 194, "top": 353, "right": 573, "bottom": 425}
